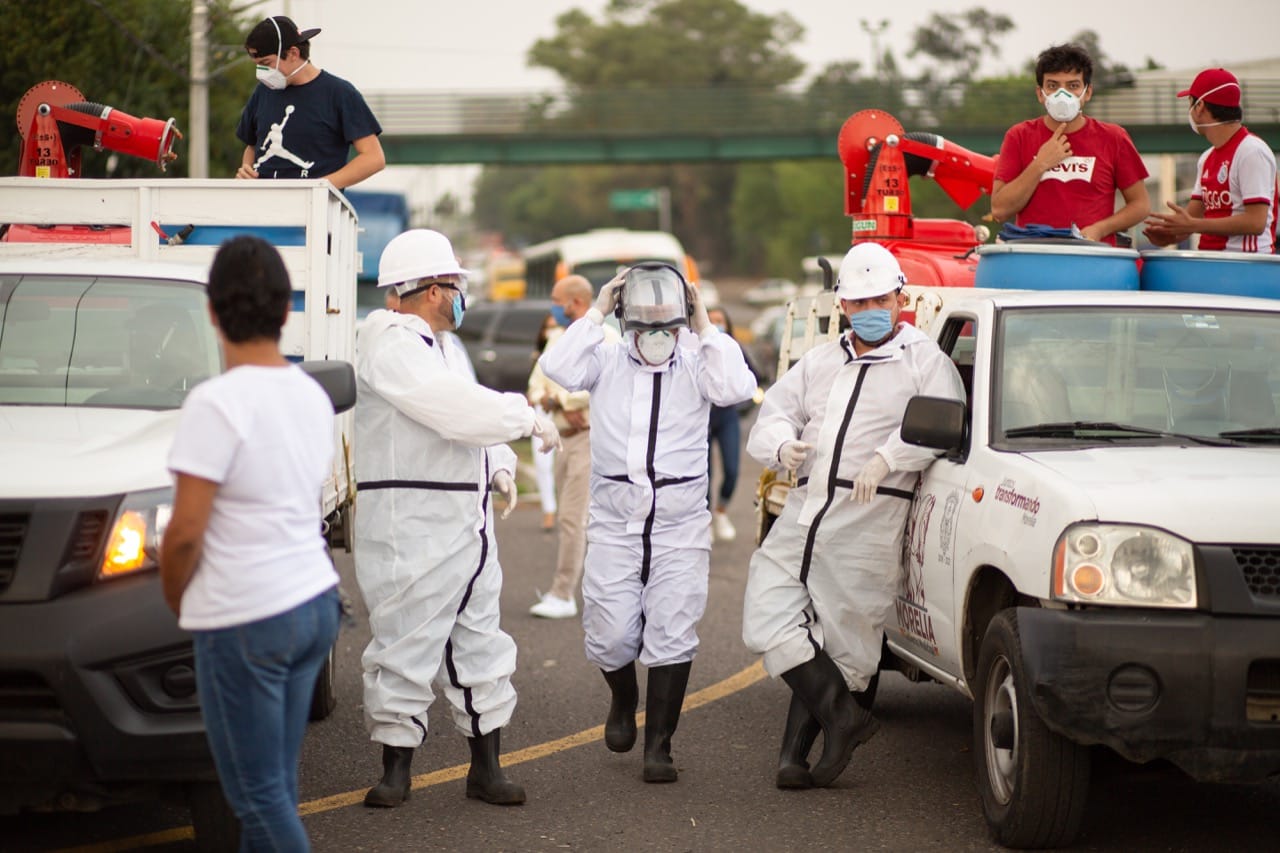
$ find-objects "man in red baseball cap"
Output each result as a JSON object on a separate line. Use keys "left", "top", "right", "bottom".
{"left": 1144, "top": 68, "right": 1277, "bottom": 253}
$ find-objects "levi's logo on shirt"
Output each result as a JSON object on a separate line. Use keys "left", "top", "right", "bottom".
{"left": 1040, "top": 156, "right": 1096, "bottom": 183}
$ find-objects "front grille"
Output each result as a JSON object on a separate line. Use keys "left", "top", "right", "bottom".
{"left": 64, "top": 510, "right": 108, "bottom": 563}
{"left": 1233, "top": 548, "right": 1280, "bottom": 599}
{"left": 0, "top": 670, "right": 59, "bottom": 714}
{"left": 0, "top": 512, "right": 30, "bottom": 593}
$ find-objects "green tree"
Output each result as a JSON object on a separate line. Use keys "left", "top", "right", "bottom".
{"left": 474, "top": 0, "right": 806, "bottom": 272}
{"left": 1, "top": 0, "right": 255, "bottom": 178}
{"left": 529, "top": 0, "right": 803, "bottom": 88}
{"left": 730, "top": 160, "right": 850, "bottom": 276}
{"left": 908, "top": 8, "right": 1015, "bottom": 84}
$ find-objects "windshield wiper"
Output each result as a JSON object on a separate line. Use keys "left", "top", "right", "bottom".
{"left": 1004, "top": 421, "right": 1241, "bottom": 446}
{"left": 1218, "top": 427, "right": 1280, "bottom": 444}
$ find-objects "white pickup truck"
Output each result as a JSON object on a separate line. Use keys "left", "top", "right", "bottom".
{"left": 0, "top": 178, "right": 359, "bottom": 846}
{"left": 758, "top": 276, "right": 1280, "bottom": 849}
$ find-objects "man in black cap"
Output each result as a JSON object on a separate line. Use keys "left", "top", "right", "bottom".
{"left": 235, "top": 15, "right": 385, "bottom": 189}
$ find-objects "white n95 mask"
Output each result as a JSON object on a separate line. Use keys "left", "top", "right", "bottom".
{"left": 635, "top": 330, "right": 676, "bottom": 365}
{"left": 1043, "top": 88, "right": 1081, "bottom": 123}
{"left": 256, "top": 62, "right": 288, "bottom": 90}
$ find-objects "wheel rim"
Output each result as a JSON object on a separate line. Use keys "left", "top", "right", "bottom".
{"left": 983, "top": 653, "right": 1019, "bottom": 805}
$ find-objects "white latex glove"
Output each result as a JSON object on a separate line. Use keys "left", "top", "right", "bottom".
{"left": 851, "top": 453, "right": 890, "bottom": 504}
{"left": 530, "top": 411, "right": 562, "bottom": 454}
{"left": 776, "top": 440, "right": 812, "bottom": 472}
{"left": 492, "top": 470, "right": 518, "bottom": 519}
{"left": 688, "top": 282, "right": 711, "bottom": 334}
{"left": 594, "top": 269, "right": 627, "bottom": 317}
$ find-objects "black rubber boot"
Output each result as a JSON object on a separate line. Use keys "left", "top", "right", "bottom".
{"left": 775, "top": 691, "right": 821, "bottom": 789}
{"left": 642, "top": 662, "right": 692, "bottom": 784}
{"left": 363, "top": 745, "right": 414, "bottom": 807}
{"left": 602, "top": 663, "right": 639, "bottom": 753}
{"left": 780, "top": 650, "right": 879, "bottom": 788}
{"left": 465, "top": 729, "right": 526, "bottom": 805}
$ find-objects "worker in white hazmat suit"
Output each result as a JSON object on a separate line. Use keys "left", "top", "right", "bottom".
{"left": 742, "top": 242, "right": 964, "bottom": 790}
{"left": 354, "top": 229, "right": 562, "bottom": 808}
{"left": 540, "top": 263, "right": 755, "bottom": 783}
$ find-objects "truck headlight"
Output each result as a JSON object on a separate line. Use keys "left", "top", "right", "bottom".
{"left": 100, "top": 488, "right": 172, "bottom": 580}
{"left": 1053, "top": 524, "right": 1196, "bottom": 608}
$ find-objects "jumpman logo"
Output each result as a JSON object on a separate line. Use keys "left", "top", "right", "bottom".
{"left": 253, "top": 105, "right": 315, "bottom": 173}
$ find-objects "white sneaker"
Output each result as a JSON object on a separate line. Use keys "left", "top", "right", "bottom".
{"left": 712, "top": 511, "right": 737, "bottom": 542}
{"left": 529, "top": 593, "right": 578, "bottom": 619}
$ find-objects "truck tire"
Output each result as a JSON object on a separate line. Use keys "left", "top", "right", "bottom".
{"left": 308, "top": 641, "right": 338, "bottom": 721}
{"left": 186, "top": 781, "right": 240, "bottom": 853}
{"left": 974, "top": 610, "right": 1089, "bottom": 849}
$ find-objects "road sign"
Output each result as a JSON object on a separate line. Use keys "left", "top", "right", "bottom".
{"left": 609, "top": 189, "right": 659, "bottom": 211}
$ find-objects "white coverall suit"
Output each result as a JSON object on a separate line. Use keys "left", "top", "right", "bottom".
{"left": 742, "top": 324, "right": 964, "bottom": 690}
{"left": 354, "top": 309, "right": 533, "bottom": 748}
{"left": 540, "top": 317, "right": 756, "bottom": 670}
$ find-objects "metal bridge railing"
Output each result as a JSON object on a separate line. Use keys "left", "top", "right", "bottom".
{"left": 364, "top": 81, "right": 1280, "bottom": 138}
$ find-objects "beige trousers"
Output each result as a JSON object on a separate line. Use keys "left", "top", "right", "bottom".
{"left": 548, "top": 429, "right": 591, "bottom": 601}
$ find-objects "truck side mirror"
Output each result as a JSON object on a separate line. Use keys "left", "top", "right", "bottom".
{"left": 901, "top": 395, "right": 966, "bottom": 453}
{"left": 300, "top": 360, "right": 356, "bottom": 413}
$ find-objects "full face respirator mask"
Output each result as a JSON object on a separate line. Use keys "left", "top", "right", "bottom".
{"left": 614, "top": 263, "right": 693, "bottom": 366}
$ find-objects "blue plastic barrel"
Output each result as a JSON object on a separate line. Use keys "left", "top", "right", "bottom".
{"left": 975, "top": 242, "right": 1140, "bottom": 290}
{"left": 1139, "top": 249, "right": 1280, "bottom": 298}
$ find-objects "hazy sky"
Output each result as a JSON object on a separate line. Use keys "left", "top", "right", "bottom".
{"left": 276, "top": 0, "right": 1279, "bottom": 93}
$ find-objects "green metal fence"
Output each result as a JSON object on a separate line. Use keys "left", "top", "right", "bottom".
{"left": 366, "top": 81, "right": 1280, "bottom": 165}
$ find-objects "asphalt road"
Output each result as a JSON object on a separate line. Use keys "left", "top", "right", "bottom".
{"left": 307, "top": 497, "right": 1280, "bottom": 853}
{"left": 7, "top": 391, "right": 1280, "bottom": 852}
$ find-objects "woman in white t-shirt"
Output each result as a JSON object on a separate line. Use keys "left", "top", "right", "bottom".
{"left": 160, "top": 235, "right": 340, "bottom": 851}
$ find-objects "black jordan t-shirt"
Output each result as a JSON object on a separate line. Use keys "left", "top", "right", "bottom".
{"left": 235, "top": 70, "right": 382, "bottom": 180}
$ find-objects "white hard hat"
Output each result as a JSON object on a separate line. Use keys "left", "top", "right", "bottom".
{"left": 377, "top": 229, "right": 470, "bottom": 291}
{"left": 834, "top": 242, "right": 905, "bottom": 300}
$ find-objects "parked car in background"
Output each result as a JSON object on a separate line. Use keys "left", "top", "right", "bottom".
{"left": 748, "top": 304, "right": 844, "bottom": 385}
{"left": 743, "top": 277, "right": 797, "bottom": 306}
{"left": 454, "top": 300, "right": 553, "bottom": 393}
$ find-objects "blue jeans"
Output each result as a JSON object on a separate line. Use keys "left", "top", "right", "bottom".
{"left": 708, "top": 405, "right": 741, "bottom": 507}
{"left": 193, "top": 588, "right": 340, "bottom": 852}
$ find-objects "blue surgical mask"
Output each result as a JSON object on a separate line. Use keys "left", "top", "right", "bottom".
{"left": 848, "top": 308, "right": 893, "bottom": 343}
{"left": 550, "top": 304, "right": 569, "bottom": 327}
{"left": 451, "top": 293, "right": 465, "bottom": 329}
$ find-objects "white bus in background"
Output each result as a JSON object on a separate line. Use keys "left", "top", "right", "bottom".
{"left": 522, "top": 228, "right": 699, "bottom": 299}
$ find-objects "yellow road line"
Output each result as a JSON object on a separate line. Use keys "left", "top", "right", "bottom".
{"left": 57, "top": 660, "right": 767, "bottom": 853}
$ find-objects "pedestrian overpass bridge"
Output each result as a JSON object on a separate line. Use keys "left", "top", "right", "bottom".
{"left": 365, "top": 81, "right": 1280, "bottom": 166}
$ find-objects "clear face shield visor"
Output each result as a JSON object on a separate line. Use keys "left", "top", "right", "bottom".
{"left": 616, "top": 264, "right": 690, "bottom": 333}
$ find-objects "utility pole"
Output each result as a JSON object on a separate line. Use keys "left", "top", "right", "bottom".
{"left": 189, "top": 0, "right": 209, "bottom": 178}
{"left": 657, "top": 187, "right": 672, "bottom": 234}
{"left": 860, "top": 18, "right": 890, "bottom": 79}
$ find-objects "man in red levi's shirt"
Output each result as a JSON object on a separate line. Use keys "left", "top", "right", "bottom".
{"left": 992, "top": 43, "right": 1150, "bottom": 246}
{"left": 1144, "top": 67, "right": 1278, "bottom": 254}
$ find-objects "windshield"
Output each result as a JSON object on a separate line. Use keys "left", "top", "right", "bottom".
{"left": 0, "top": 274, "right": 220, "bottom": 409}
{"left": 996, "top": 307, "right": 1280, "bottom": 445}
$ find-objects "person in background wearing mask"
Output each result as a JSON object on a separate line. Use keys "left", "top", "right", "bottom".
{"left": 1144, "top": 68, "right": 1278, "bottom": 254}
{"left": 705, "top": 306, "right": 760, "bottom": 543}
{"left": 742, "top": 243, "right": 964, "bottom": 791}
{"left": 353, "top": 229, "right": 562, "bottom": 809}
{"left": 525, "top": 275, "right": 622, "bottom": 619}
{"left": 235, "top": 15, "right": 385, "bottom": 189}
{"left": 540, "top": 265, "right": 755, "bottom": 783}
{"left": 991, "top": 43, "right": 1149, "bottom": 246}
{"left": 160, "top": 236, "right": 341, "bottom": 850}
